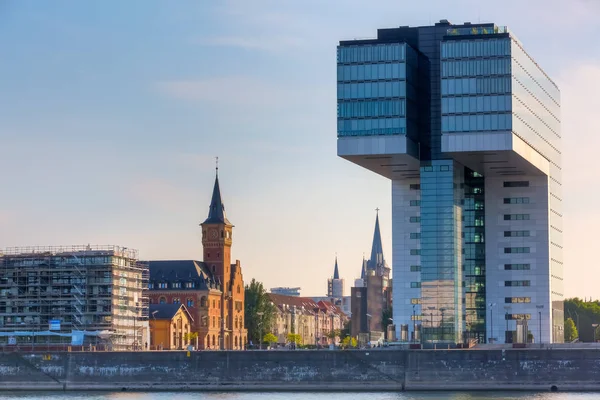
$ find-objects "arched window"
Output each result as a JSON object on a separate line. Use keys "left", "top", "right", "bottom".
{"left": 235, "top": 336, "right": 238, "bottom": 348}
{"left": 173, "top": 298, "right": 180, "bottom": 305}
{"left": 212, "top": 335, "right": 216, "bottom": 346}
{"left": 159, "top": 297, "right": 166, "bottom": 304}
{"left": 237, "top": 285, "right": 241, "bottom": 294}
{"left": 186, "top": 298, "right": 194, "bottom": 307}
{"left": 234, "top": 317, "right": 238, "bottom": 329}
{"left": 213, "top": 316, "right": 216, "bottom": 327}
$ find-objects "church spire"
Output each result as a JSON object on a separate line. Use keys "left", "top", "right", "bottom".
{"left": 368, "top": 208, "right": 384, "bottom": 269}
{"left": 202, "top": 158, "right": 232, "bottom": 225}
{"left": 360, "top": 255, "right": 367, "bottom": 280}
{"left": 333, "top": 256, "right": 340, "bottom": 280}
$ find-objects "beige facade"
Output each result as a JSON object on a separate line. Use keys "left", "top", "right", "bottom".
{"left": 268, "top": 293, "right": 348, "bottom": 347}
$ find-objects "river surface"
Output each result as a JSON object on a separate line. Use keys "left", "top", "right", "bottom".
{"left": 0, "top": 393, "right": 599, "bottom": 400}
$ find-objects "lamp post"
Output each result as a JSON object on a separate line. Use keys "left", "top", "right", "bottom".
{"left": 440, "top": 308, "right": 447, "bottom": 342}
{"left": 428, "top": 306, "right": 435, "bottom": 344}
{"left": 504, "top": 306, "right": 511, "bottom": 344}
{"left": 536, "top": 305, "right": 544, "bottom": 345}
{"left": 592, "top": 324, "right": 599, "bottom": 343}
{"left": 489, "top": 303, "right": 496, "bottom": 344}
{"left": 365, "top": 313, "right": 372, "bottom": 347}
{"left": 256, "top": 311, "right": 264, "bottom": 350}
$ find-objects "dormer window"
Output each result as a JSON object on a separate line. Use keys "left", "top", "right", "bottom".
{"left": 173, "top": 282, "right": 181, "bottom": 289}
{"left": 148, "top": 283, "right": 154, "bottom": 289}
{"left": 158, "top": 283, "right": 167, "bottom": 289}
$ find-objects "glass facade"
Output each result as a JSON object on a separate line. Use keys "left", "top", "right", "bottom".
{"left": 420, "top": 160, "right": 464, "bottom": 342}
{"left": 337, "top": 43, "right": 420, "bottom": 137}
{"left": 337, "top": 22, "right": 563, "bottom": 344}
{"left": 441, "top": 38, "right": 512, "bottom": 135}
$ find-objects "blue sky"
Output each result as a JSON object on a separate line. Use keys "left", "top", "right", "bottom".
{"left": 0, "top": 0, "right": 598, "bottom": 299}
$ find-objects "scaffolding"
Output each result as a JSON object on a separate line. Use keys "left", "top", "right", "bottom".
{"left": 0, "top": 245, "right": 149, "bottom": 350}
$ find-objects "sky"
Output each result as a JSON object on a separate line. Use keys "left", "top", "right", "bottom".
{"left": 0, "top": 0, "right": 598, "bottom": 299}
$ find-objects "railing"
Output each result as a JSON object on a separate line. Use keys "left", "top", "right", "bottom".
{"left": 446, "top": 26, "right": 508, "bottom": 36}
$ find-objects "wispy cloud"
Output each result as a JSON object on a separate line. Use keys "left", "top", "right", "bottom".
{"left": 127, "top": 179, "right": 196, "bottom": 213}
{"left": 155, "top": 76, "right": 329, "bottom": 111}
{"left": 194, "top": 35, "right": 306, "bottom": 53}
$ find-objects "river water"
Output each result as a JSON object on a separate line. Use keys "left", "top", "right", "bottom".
{"left": 0, "top": 393, "right": 599, "bottom": 400}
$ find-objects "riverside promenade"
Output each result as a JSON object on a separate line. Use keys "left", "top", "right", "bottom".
{"left": 1, "top": 346, "right": 600, "bottom": 392}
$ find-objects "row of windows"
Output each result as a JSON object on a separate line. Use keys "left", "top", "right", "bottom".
{"left": 151, "top": 282, "right": 197, "bottom": 289}
{"left": 338, "top": 43, "right": 407, "bottom": 64}
{"left": 505, "top": 313, "right": 531, "bottom": 320}
{"left": 504, "top": 197, "right": 530, "bottom": 204}
{"left": 410, "top": 265, "right": 421, "bottom": 272}
{"left": 410, "top": 233, "right": 421, "bottom": 239}
{"left": 337, "top": 117, "right": 407, "bottom": 136}
{"left": 157, "top": 297, "right": 195, "bottom": 307}
{"left": 337, "top": 81, "right": 407, "bottom": 100}
{"left": 410, "top": 184, "right": 421, "bottom": 190}
{"left": 410, "top": 200, "right": 421, "bottom": 206}
{"left": 411, "top": 282, "right": 421, "bottom": 288}
{"left": 505, "top": 297, "right": 531, "bottom": 303}
{"left": 504, "top": 264, "right": 531, "bottom": 270}
{"left": 504, "top": 247, "right": 530, "bottom": 254}
{"left": 410, "top": 249, "right": 421, "bottom": 255}
{"left": 422, "top": 165, "right": 451, "bottom": 172}
{"left": 337, "top": 63, "right": 406, "bottom": 82}
{"left": 442, "top": 58, "right": 511, "bottom": 78}
{"left": 441, "top": 76, "right": 511, "bottom": 96}
{"left": 505, "top": 280, "right": 531, "bottom": 287}
{"left": 504, "top": 181, "right": 529, "bottom": 187}
{"left": 504, "top": 214, "right": 530, "bottom": 221}
{"left": 442, "top": 95, "right": 511, "bottom": 114}
{"left": 441, "top": 38, "right": 511, "bottom": 59}
{"left": 504, "top": 230, "right": 530, "bottom": 237}
{"left": 337, "top": 99, "right": 406, "bottom": 119}
{"left": 442, "top": 113, "right": 512, "bottom": 133}
{"left": 410, "top": 217, "right": 421, "bottom": 223}
{"left": 410, "top": 298, "right": 421, "bottom": 304}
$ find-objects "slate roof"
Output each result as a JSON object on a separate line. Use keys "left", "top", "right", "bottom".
{"left": 148, "top": 260, "right": 220, "bottom": 290}
{"left": 149, "top": 304, "right": 194, "bottom": 321}
{"left": 368, "top": 211, "right": 385, "bottom": 270}
{"left": 202, "top": 174, "right": 232, "bottom": 225}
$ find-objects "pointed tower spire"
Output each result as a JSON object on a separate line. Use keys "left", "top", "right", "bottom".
{"left": 202, "top": 158, "right": 232, "bottom": 225}
{"left": 360, "top": 256, "right": 367, "bottom": 280}
{"left": 333, "top": 256, "right": 340, "bottom": 280}
{"left": 368, "top": 208, "right": 384, "bottom": 269}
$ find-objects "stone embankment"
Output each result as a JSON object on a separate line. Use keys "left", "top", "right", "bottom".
{"left": 0, "top": 348, "right": 599, "bottom": 391}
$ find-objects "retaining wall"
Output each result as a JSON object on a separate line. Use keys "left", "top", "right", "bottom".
{"left": 1, "top": 349, "right": 599, "bottom": 391}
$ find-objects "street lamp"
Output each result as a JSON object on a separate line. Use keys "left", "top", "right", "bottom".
{"left": 427, "top": 306, "right": 435, "bottom": 344}
{"left": 536, "top": 305, "right": 544, "bottom": 345}
{"left": 256, "top": 312, "right": 264, "bottom": 350}
{"left": 365, "top": 313, "right": 372, "bottom": 346}
{"left": 504, "top": 306, "right": 511, "bottom": 344}
{"left": 489, "top": 303, "right": 496, "bottom": 344}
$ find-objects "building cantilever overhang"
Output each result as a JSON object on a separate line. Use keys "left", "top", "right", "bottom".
{"left": 337, "top": 135, "right": 420, "bottom": 180}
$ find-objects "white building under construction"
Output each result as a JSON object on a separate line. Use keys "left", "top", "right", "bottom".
{"left": 0, "top": 245, "right": 149, "bottom": 350}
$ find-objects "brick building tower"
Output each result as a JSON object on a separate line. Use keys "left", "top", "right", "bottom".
{"left": 148, "top": 167, "right": 247, "bottom": 350}
{"left": 200, "top": 168, "right": 246, "bottom": 350}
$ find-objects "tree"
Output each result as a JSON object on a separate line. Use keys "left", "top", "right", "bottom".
{"left": 326, "top": 329, "right": 341, "bottom": 341}
{"left": 564, "top": 318, "right": 578, "bottom": 342}
{"left": 341, "top": 336, "right": 357, "bottom": 349}
{"left": 183, "top": 332, "right": 199, "bottom": 349}
{"left": 263, "top": 333, "right": 277, "bottom": 347}
{"left": 244, "top": 279, "right": 277, "bottom": 346}
{"left": 565, "top": 298, "right": 600, "bottom": 342}
{"left": 287, "top": 333, "right": 302, "bottom": 345}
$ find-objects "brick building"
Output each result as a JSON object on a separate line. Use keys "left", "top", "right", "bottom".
{"left": 148, "top": 169, "right": 247, "bottom": 350}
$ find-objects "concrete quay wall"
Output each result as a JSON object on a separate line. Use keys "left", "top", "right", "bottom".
{"left": 1, "top": 349, "right": 600, "bottom": 391}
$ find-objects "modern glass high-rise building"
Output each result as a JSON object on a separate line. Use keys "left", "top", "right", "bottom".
{"left": 337, "top": 20, "right": 563, "bottom": 344}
